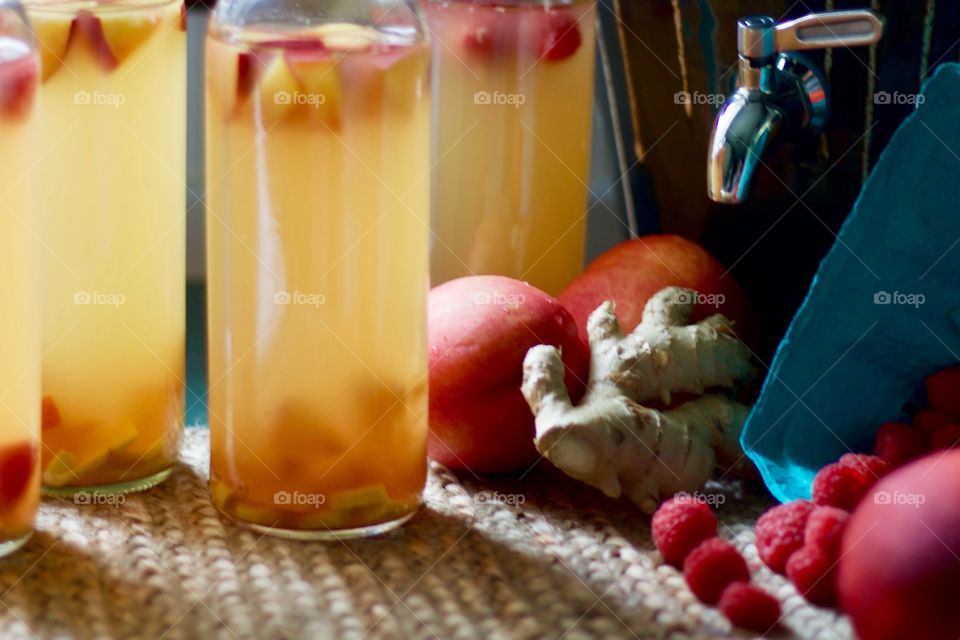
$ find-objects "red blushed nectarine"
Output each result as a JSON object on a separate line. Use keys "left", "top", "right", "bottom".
{"left": 560, "top": 235, "right": 755, "bottom": 347}
{"left": 839, "top": 450, "right": 960, "bottom": 640}
{"left": 428, "top": 276, "right": 588, "bottom": 474}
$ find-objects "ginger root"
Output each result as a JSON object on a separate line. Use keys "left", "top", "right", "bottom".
{"left": 521, "top": 287, "right": 754, "bottom": 513}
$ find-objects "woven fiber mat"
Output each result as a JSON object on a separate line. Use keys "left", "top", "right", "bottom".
{"left": 0, "top": 428, "right": 851, "bottom": 640}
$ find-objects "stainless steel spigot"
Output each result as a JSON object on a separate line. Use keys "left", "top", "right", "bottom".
{"left": 707, "top": 10, "right": 884, "bottom": 204}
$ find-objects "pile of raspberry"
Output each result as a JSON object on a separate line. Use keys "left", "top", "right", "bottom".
{"left": 652, "top": 495, "right": 780, "bottom": 633}
{"left": 650, "top": 366, "right": 960, "bottom": 631}
{"left": 755, "top": 365, "right": 960, "bottom": 606}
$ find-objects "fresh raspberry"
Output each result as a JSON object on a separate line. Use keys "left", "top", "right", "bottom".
{"left": 803, "top": 506, "right": 849, "bottom": 555}
{"left": 718, "top": 582, "right": 782, "bottom": 633}
{"left": 930, "top": 424, "right": 960, "bottom": 450}
{"left": 461, "top": 15, "right": 518, "bottom": 59}
{"left": 837, "top": 453, "right": 890, "bottom": 485}
{"left": 786, "top": 544, "right": 837, "bottom": 605}
{"left": 874, "top": 421, "right": 928, "bottom": 467}
{"left": 754, "top": 499, "right": 814, "bottom": 574}
{"left": 536, "top": 10, "right": 582, "bottom": 61}
{"left": 926, "top": 365, "right": 960, "bottom": 417}
{"left": 0, "top": 441, "right": 35, "bottom": 506}
{"left": 912, "top": 409, "right": 953, "bottom": 436}
{"left": 682, "top": 538, "right": 750, "bottom": 604}
{"left": 41, "top": 395, "right": 61, "bottom": 430}
{"left": 811, "top": 462, "right": 873, "bottom": 511}
{"left": 651, "top": 495, "right": 717, "bottom": 568}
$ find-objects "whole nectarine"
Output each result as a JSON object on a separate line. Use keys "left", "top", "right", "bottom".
{"left": 428, "top": 276, "right": 588, "bottom": 474}
{"left": 560, "top": 235, "right": 754, "bottom": 346}
{"left": 838, "top": 450, "right": 960, "bottom": 640}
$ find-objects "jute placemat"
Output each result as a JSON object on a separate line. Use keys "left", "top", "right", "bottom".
{"left": 0, "top": 428, "right": 851, "bottom": 639}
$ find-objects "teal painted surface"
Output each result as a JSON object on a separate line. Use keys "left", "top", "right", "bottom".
{"left": 186, "top": 282, "right": 207, "bottom": 427}
{"left": 741, "top": 64, "right": 960, "bottom": 502}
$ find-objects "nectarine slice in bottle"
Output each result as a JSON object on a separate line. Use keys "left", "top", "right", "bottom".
{"left": 30, "top": 12, "right": 74, "bottom": 81}
{"left": 75, "top": 9, "right": 160, "bottom": 72}
{"left": 284, "top": 46, "right": 341, "bottom": 128}
{"left": 0, "top": 442, "right": 35, "bottom": 508}
{"left": 41, "top": 423, "right": 137, "bottom": 487}
{"left": 41, "top": 395, "right": 61, "bottom": 430}
{"left": 206, "top": 41, "right": 254, "bottom": 118}
{"left": 255, "top": 53, "right": 300, "bottom": 124}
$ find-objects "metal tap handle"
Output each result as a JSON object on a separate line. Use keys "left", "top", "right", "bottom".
{"left": 738, "top": 10, "right": 883, "bottom": 60}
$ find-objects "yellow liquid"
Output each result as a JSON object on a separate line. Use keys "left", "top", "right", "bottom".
{"left": 0, "top": 44, "right": 40, "bottom": 541}
{"left": 426, "top": 0, "right": 597, "bottom": 295}
{"left": 29, "top": 0, "right": 186, "bottom": 490}
{"left": 205, "top": 25, "right": 430, "bottom": 533}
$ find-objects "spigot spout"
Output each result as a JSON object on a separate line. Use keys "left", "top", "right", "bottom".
{"left": 707, "top": 90, "right": 784, "bottom": 204}
{"left": 706, "top": 9, "right": 883, "bottom": 204}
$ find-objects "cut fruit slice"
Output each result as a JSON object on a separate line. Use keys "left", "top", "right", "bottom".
{"left": 104, "top": 431, "right": 169, "bottom": 472}
{"left": 178, "top": 2, "right": 186, "bottom": 32}
{"left": 232, "top": 502, "right": 282, "bottom": 527}
{"left": 255, "top": 53, "right": 299, "bottom": 125}
{"left": 41, "top": 423, "right": 137, "bottom": 487}
{"left": 299, "top": 485, "right": 415, "bottom": 530}
{"left": 41, "top": 396, "right": 61, "bottom": 431}
{"left": 533, "top": 9, "right": 582, "bottom": 62}
{"left": 29, "top": 12, "right": 75, "bottom": 81}
{"left": 0, "top": 441, "right": 35, "bottom": 507}
{"left": 206, "top": 40, "right": 255, "bottom": 118}
{"left": 75, "top": 9, "right": 161, "bottom": 72}
{"left": 284, "top": 46, "right": 341, "bottom": 128}
{"left": 0, "top": 52, "right": 38, "bottom": 120}
{"left": 460, "top": 12, "right": 520, "bottom": 60}
{"left": 328, "top": 484, "right": 390, "bottom": 511}
{"left": 312, "top": 23, "right": 378, "bottom": 52}
{"left": 209, "top": 479, "right": 234, "bottom": 509}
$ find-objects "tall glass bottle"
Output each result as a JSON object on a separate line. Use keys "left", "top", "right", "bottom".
{"left": 0, "top": 0, "right": 40, "bottom": 555}
{"left": 205, "top": 0, "right": 431, "bottom": 538}
{"left": 27, "top": 0, "right": 186, "bottom": 495}
{"left": 425, "top": 0, "right": 597, "bottom": 295}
